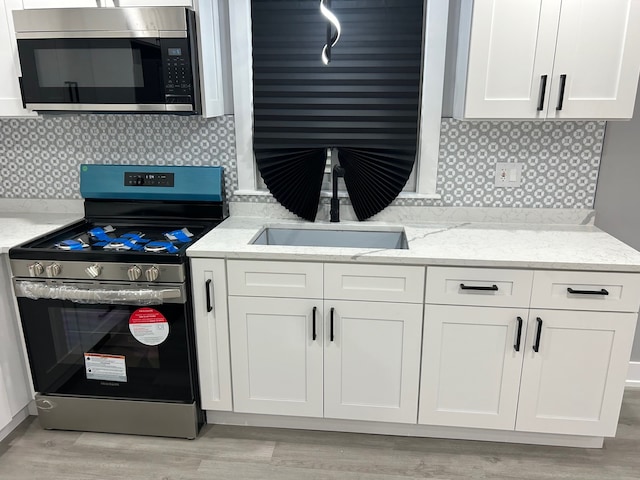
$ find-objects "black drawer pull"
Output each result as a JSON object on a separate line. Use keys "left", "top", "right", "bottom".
{"left": 556, "top": 74, "right": 567, "bottom": 111}
{"left": 537, "top": 75, "right": 548, "bottom": 111}
{"left": 514, "top": 316, "right": 523, "bottom": 352}
{"left": 205, "top": 279, "right": 213, "bottom": 312}
{"left": 460, "top": 283, "right": 498, "bottom": 291}
{"left": 567, "top": 287, "right": 609, "bottom": 296}
{"left": 533, "top": 317, "right": 543, "bottom": 353}
{"left": 312, "top": 306, "right": 317, "bottom": 341}
{"left": 330, "top": 307, "right": 335, "bottom": 342}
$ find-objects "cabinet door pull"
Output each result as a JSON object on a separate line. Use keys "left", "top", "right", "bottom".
{"left": 330, "top": 307, "right": 335, "bottom": 342}
{"left": 537, "top": 75, "right": 548, "bottom": 111}
{"left": 556, "top": 74, "right": 567, "bottom": 111}
{"left": 514, "top": 316, "right": 523, "bottom": 352}
{"left": 567, "top": 287, "right": 609, "bottom": 296}
{"left": 460, "top": 283, "right": 498, "bottom": 291}
{"left": 312, "top": 306, "right": 317, "bottom": 341}
{"left": 205, "top": 279, "right": 213, "bottom": 313}
{"left": 533, "top": 317, "right": 543, "bottom": 353}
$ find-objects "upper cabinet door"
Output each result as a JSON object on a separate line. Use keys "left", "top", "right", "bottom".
{"left": 547, "top": 0, "right": 640, "bottom": 119}
{"left": 454, "top": 0, "right": 561, "bottom": 119}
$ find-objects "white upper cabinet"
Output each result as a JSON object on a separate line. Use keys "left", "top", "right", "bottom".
{"left": 454, "top": 0, "right": 640, "bottom": 120}
{"left": 547, "top": 0, "right": 640, "bottom": 119}
{"left": 0, "top": 0, "right": 35, "bottom": 117}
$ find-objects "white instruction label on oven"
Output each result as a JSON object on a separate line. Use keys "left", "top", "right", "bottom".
{"left": 84, "top": 353, "right": 127, "bottom": 383}
{"left": 129, "top": 307, "right": 169, "bottom": 346}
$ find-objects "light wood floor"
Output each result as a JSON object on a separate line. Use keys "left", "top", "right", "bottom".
{"left": 1, "top": 390, "right": 639, "bottom": 480}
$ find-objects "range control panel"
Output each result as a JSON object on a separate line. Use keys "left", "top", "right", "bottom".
{"left": 124, "top": 172, "right": 175, "bottom": 187}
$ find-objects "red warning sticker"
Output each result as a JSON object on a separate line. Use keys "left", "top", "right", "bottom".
{"left": 129, "top": 308, "right": 169, "bottom": 346}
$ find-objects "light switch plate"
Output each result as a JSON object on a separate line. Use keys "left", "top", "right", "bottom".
{"left": 495, "top": 162, "right": 523, "bottom": 188}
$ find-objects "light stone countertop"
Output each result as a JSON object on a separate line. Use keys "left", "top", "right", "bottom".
{"left": 187, "top": 216, "right": 640, "bottom": 272}
{"left": 0, "top": 213, "right": 81, "bottom": 254}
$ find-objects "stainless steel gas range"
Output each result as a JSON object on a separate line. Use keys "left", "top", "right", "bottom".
{"left": 8, "top": 164, "right": 227, "bottom": 439}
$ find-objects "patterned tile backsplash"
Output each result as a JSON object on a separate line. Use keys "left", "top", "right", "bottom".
{"left": 0, "top": 114, "right": 605, "bottom": 210}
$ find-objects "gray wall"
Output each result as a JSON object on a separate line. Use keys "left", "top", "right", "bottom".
{"left": 594, "top": 90, "right": 640, "bottom": 361}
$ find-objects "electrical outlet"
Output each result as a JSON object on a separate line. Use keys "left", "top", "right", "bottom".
{"left": 495, "top": 162, "right": 523, "bottom": 188}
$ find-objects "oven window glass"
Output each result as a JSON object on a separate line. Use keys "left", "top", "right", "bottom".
{"left": 19, "top": 299, "right": 195, "bottom": 403}
{"left": 34, "top": 48, "right": 145, "bottom": 88}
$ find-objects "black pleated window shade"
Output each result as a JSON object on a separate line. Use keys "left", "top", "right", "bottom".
{"left": 252, "top": 0, "right": 424, "bottom": 221}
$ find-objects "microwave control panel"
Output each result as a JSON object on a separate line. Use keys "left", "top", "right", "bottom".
{"left": 161, "top": 38, "right": 193, "bottom": 104}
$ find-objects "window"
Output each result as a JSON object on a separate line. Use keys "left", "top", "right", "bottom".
{"left": 230, "top": 0, "right": 446, "bottom": 208}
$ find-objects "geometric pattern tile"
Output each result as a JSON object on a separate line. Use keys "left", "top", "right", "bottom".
{"left": 0, "top": 115, "right": 604, "bottom": 210}
{"left": 0, "top": 114, "right": 236, "bottom": 200}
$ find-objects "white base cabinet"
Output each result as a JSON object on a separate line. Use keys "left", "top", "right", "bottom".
{"left": 196, "top": 258, "right": 639, "bottom": 446}
{"left": 420, "top": 266, "right": 640, "bottom": 438}
{"left": 324, "top": 300, "right": 423, "bottom": 424}
{"left": 0, "top": 256, "right": 32, "bottom": 434}
{"left": 516, "top": 309, "right": 636, "bottom": 437}
{"left": 190, "top": 259, "right": 232, "bottom": 411}
{"left": 0, "top": 365, "right": 13, "bottom": 432}
{"left": 419, "top": 305, "right": 525, "bottom": 430}
{"left": 226, "top": 260, "right": 425, "bottom": 424}
{"left": 228, "top": 296, "right": 324, "bottom": 417}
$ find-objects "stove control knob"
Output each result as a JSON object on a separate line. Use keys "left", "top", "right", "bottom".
{"left": 46, "top": 263, "right": 62, "bottom": 277}
{"left": 145, "top": 266, "right": 160, "bottom": 282}
{"left": 28, "top": 262, "right": 44, "bottom": 277}
{"left": 127, "top": 265, "right": 142, "bottom": 281}
{"left": 86, "top": 264, "right": 102, "bottom": 279}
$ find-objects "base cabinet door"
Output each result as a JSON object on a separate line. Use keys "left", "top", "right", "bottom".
{"left": 419, "top": 305, "right": 526, "bottom": 430}
{"left": 0, "top": 365, "right": 12, "bottom": 431}
{"left": 191, "top": 259, "right": 232, "bottom": 411}
{"left": 323, "top": 300, "right": 423, "bottom": 423}
{"left": 228, "top": 296, "right": 323, "bottom": 417}
{"left": 516, "top": 309, "right": 637, "bottom": 436}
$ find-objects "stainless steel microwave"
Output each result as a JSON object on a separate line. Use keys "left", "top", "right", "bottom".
{"left": 12, "top": 7, "right": 201, "bottom": 114}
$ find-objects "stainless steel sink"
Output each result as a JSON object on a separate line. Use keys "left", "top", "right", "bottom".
{"left": 251, "top": 227, "right": 408, "bottom": 249}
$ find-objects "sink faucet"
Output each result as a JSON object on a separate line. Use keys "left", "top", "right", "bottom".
{"left": 330, "top": 164, "right": 345, "bottom": 223}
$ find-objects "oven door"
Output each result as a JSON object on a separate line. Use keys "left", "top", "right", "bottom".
{"left": 14, "top": 280, "right": 196, "bottom": 403}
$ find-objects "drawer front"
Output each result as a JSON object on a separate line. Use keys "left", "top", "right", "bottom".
{"left": 531, "top": 271, "right": 640, "bottom": 312}
{"left": 425, "top": 267, "right": 533, "bottom": 307}
{"left": 227, "top": 260, "right": 323, "bottom": 299}
{"left": 324, "top": 263, "right": 425, "bottom": 303}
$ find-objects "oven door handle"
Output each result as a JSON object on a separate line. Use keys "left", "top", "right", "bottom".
{"left": 14, "top": 281, "right": 184, "bottom": 305}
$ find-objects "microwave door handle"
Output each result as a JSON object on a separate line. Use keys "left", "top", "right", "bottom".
{"left": 64, "top": 81, "right": 79, "bottom": 103}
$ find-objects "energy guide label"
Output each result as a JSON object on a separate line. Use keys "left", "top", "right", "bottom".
{"left": 84, "top": 353, "right": 127, "bottom": 382}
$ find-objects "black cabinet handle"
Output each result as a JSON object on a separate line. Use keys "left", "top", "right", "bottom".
{"left": 533, "top": 317, "right": 543, "bottom": 353}
{"left": 460, "top": 283, "right": 498, "bottom": 291}
{"left": 312, "top": 306, "right": 317, "bottom": 341}
{"left": 567, "top": 287, "right": 609, "bottom": 296}
{"left": 330, "top": 307, "right": 335, "bottom": 342}
{"left": 556, "top": 74, "right": 567, "bottom": 111}
{"left": 205, "top": 279, "right": 213, "bottom": 312}
{"left": 537, "top": 75, "right": 548, "bottom": 111}
{"left": 514, "top": 316, "right": 523, "bottom": 352}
